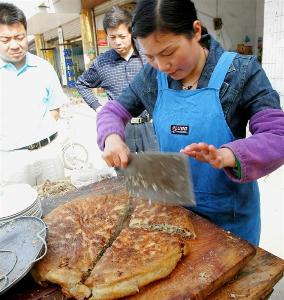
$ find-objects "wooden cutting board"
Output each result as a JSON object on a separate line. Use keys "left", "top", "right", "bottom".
{"left": 207, "top": 247, "right": 284, "bottom": 299}
{"left": 124, "top": 210, "right": 255, "bottom": 300}
{"left": 40, "top": 176, "right": 256, "bottom": 299}
{"left": 2, "top": 177, "right": 283, "bottom": 299}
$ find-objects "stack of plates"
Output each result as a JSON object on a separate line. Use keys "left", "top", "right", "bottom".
{"left": 0, "top": 184, "right": 42, "bottom": 225}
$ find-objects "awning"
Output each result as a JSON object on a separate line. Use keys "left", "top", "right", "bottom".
{"left": 27, "top": 12, "right": 79, "bottom": 35}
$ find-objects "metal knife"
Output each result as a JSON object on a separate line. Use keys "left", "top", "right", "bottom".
{"left": 123, "top": 152, "right": 196, "bottom": 206}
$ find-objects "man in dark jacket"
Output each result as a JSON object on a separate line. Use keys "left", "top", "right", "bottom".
{"left": 76, "top": 6, "right": 158, "bottom": 152}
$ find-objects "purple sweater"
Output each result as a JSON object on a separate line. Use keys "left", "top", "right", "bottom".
{"left": 97, "top": 100, "right": 284, "bottom": 183}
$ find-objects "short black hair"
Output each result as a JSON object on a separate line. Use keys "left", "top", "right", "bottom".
{"left": 0, "top": 2, "right": 27, "bottom": 30}
{"left": 132, "top": 0, "right": 198, "bottom": 39}
{"left": 103, "top": 6, "right": 132, "bottom": 33}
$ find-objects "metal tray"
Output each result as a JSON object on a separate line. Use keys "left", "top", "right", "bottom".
{"left": 0, "top": 216, "right": 47, "bottom": 295}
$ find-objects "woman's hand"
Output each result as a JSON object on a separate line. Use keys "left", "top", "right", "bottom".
{"left": 102, "top": 134, "right": 130, "bottom": 168}
{"left": 180, "top": 142, "right": 236, "bottom": 169}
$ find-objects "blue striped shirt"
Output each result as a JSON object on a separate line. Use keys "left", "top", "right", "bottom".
{"left": 76, "top": 48, "right": 146, "bottom": 110}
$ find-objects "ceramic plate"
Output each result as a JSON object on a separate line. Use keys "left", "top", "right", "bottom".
{"left": 0, "top": 184, "right": 38, "bottom": 219}
{"left": 0, "top": 216, "right": 47, "bottom": 295}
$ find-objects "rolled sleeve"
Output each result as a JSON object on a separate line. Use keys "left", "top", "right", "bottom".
{"left": 222, "top": 108, "right": 284, "bottom": 182}
{"left": 97, "top": 100, "right": 132, "bottom": 150}
{"left": 75, "top": 59, "right": 102, "bottom": 110}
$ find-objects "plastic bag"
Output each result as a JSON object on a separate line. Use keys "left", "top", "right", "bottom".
{"left": 70, "top": 163, "right": 116, "bottom": 188}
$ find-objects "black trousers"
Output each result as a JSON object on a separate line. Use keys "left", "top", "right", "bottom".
{"left": 125, "top": 121, "right": 159, "bottom": 152}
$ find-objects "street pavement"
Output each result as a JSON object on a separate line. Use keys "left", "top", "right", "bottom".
{"left": 60, "top": 99, "right": 284, "bottom": 298}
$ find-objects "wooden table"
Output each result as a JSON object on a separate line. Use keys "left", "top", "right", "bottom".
{"left": 2, "top": 177, "right": 284, "bottom": 299}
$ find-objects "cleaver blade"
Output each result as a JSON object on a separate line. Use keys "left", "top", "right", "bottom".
{"left": 124, "top": 152, "right": 196, "bottom": 206}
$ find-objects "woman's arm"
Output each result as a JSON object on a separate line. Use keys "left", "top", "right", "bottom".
{"left": 223, "top": 56, "right": 284, "bottom": 182}
{"left": 75, "top": 58, "right": 103, "bottom": 110}
{"left": 97, "top": 100, "right": 132, "bottom": 151}
{"left": 222, "top": 108, "right": 284, "bottom": 182}
{"left": 97, "top": 65, "right": 158, "bottom": 168}
{"left": 182, "top": 56, "right": 284, "bottom": 182}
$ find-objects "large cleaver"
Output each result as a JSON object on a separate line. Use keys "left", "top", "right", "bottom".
{"left": 123, "top": 152, "right": 196, "bottom": 206}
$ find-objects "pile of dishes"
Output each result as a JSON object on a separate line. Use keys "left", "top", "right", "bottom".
{"left": 0, "top": 184, "right": 42, "bottom": 225}
{"left": 0, "top": 184, "right": 47, "bottom": 294}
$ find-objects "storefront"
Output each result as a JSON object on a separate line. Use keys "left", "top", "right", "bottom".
{"left": 27, "top": 0, "right": 284, "bottom": 104}
{"left": 42, "top": 18, "right": 83, "bottom": 87}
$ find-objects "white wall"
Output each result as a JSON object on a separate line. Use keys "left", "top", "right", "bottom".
{"left": 95, "top": 14, "right": 104, "bottom": 30}
{"left": 254, "top": 0, "right": 265, "bottom": 57}
{"left": 51, "top": 0, "right": 81, "bottom": 14}
{"left": 195, "top": 0, "right": 262, "bottom": 53}
{"left": 94, "top": 0, "right": 263, "bottom": 54}
{"left": 262, "top": 0, "right": 284, "bottom": 107}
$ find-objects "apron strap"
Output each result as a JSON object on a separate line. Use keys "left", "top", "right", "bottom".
{"left": 208, "top": 51, "right": 237, "bottom": 90}
{"left": 157, "top": 71, "right": 169, "bottom": 91}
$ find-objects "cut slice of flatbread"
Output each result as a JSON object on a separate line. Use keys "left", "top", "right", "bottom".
{"left": 31, "top": 193, "right": 130, "bottom": 300}
{"left": 129, "top": 199, "right": 196, "bottom": 239}
{"left": 85, "top": 227, "right": 189, "bottom": 300}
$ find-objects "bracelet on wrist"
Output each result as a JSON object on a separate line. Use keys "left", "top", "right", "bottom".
{"left": 232, "top": 157, "right": 242, "bottom": 179}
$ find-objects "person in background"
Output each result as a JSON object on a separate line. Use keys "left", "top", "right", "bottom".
{"left": 96, "top": 0, "right": 284, "bottom": 245}
{"left": 0, "top": 3, "right": 68, "bottom": 186}
{"left": 76, "top": 6, "right": 158, "bottom": 152}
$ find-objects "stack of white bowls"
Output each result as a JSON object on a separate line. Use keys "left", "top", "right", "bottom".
{"left": 0, "top": 184, "right": 42, "bottom": 225}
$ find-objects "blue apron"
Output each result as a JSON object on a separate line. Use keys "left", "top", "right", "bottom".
{"left": 153, "top": 52, "right": 260, "bottom": 245}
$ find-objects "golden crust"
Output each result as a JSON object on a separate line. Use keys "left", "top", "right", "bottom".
{"left": 86, "top": 228, "right": 188, "bottom": 300}
{"left": 32, "top": 194, "right": 195, "bottom": 300}
{"left": 129, "top": 199, "right": 196, "bottom": 238}
{"left": 32, "top": 193, "right": 129, "bottom": 299}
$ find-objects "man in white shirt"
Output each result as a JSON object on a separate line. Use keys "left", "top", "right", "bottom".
{"left": 0, "top": 3, "right": 68, "bottom": 186}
